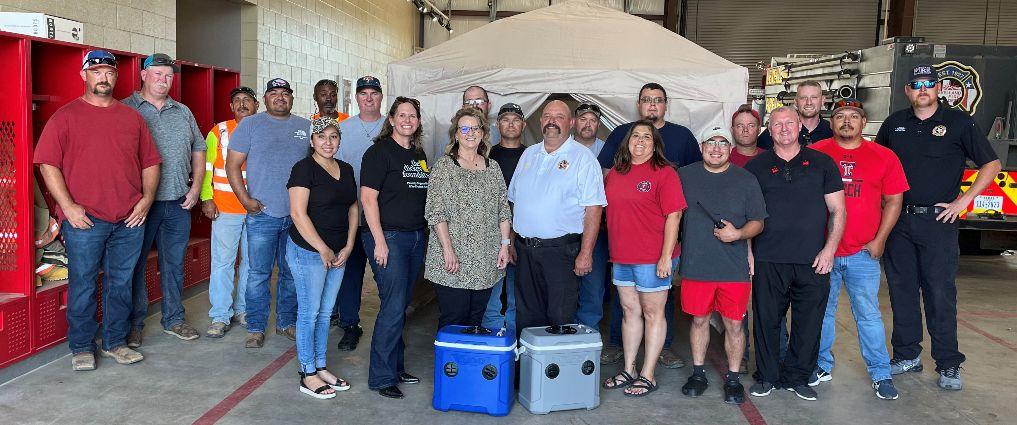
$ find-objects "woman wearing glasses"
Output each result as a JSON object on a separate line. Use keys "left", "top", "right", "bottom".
{"left": 601, "top": 120, "right": 686, "bottom": 397}
{"left": 424, "top": 107, "right": 512, "bottom": 331}
{"left": 360, "top": 97, "right": 429, "bottom": 400}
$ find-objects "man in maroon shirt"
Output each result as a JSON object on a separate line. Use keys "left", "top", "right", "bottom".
{"left": 34, "top": 50, "right": 161, "bottom": 371}
{"left": 729, "top": 104, "right": 764, "bottom": 168}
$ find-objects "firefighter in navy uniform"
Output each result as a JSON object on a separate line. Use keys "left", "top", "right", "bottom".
{"left": 874, "top": 64, "right": 1001, "bottom": 391}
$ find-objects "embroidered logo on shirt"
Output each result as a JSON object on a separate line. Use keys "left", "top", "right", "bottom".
{"left": 636, "top": 180, "right": 651, "bottom": 192}
{"left": 894, "top": 126, "right": 907, "bottom": 132}
{"left": 294, "top": 129, "right": 308, "bottom": 140}
{"left": 557, "top": 160, "right": 570, "bottom": 170}
{"left": 771, "top": 166, "right": 779, "bottom": 174}
{"left": 932, "top": 125, "right": 947, "bottom": 137}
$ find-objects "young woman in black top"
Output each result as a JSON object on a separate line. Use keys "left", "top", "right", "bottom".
{"left": 285, "top": 117, "right": 358, "bottom": 399}
{"left": 359, "top": 97, "right": 430, "bottom": 399}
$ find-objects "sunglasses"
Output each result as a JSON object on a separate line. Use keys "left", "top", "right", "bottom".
{"left": 459, "top": 125, "right": 482, "bottom": 134}
{"left": 82, "top": 56, "right": 117, "bottom": 69}
{"left": 908, "top": 80, "right": 937, "bottom": 90}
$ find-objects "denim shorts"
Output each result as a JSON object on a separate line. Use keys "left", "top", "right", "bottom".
{"left": 612, "top": 257, "right": 679, "bottom": 293}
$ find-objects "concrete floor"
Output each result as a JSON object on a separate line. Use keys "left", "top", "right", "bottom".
{"left": 0, "top": 254, "right": 1014, "bottom": 425}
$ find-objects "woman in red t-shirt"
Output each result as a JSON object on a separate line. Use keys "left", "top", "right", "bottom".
{"left": 601, "top": 120, "right": 686, "bottom": 397}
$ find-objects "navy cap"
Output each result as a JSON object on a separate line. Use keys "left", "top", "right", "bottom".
{"left": 143, "top": 53, "right": 179, "bottom": 73}
{"left": 230, "top": 86, "right": 257, "bottom": 101}
{"left": 497, "top": 103, "right": 524, "bottom": 118}
{"left": 356, "top": 75, "right": 382, "bottom": 93}
{"left": 82, "top": 50, "right": 117, "bottom": 70}
{"left": 909, "top": 64, "right": 936, "bottom": 82}
{"left": 265, "top": 77, "right": 293, "bottom": 94}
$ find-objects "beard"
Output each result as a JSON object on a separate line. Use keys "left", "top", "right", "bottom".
{"left": 91, "top": 83, "right": 113, "bottom": 96}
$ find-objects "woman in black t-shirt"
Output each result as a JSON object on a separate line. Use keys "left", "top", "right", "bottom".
{"left": 285, "top": 117, "right": 358, "bottom": 400}
{"left": 359, "top": 97, "right": 429, "bottom": 399}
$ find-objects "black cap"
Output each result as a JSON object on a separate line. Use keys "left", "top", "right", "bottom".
{"left": 497, "top": 103, "right": 524, "bottom": 118}
{"left": 910, "top": 64, "right": 936, "bottom": 82}
{"left": 356, "top": 75, "right": 382, "bottom": 93}
{"left": 575, "top": 102, "right": 602, "bottom": 119}
{"left": 230, "top": 86, "right": 257, "bottom": 101}
{"left": 265, "top": 78, "right": 293, "bottom": 94}
{"left": 143, "top": 53, "right": 179, "bottom": 73}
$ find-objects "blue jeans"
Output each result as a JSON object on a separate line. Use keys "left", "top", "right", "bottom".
{"left": 286, "top": 239, "right": 345, "bottom": 374}
{"left": 244, "top": 213, "right": 297, "bottom": 333}
{"left": 481, "top": 264, "right": 516, "bottom": 330}
{"left": 63, "top": 216, "right": 144, "bottom": 353}
{"left": 574, "top": 232, "right": 609, "bottom": 327}
{"left": 818, "top": 250, "right": 892, "bottom": 382}
{"left": 208, "top": 212, "right": 250, "bottom": 324}
{"left": 130, "top": 197, "right": 191, "bottom": 330}
{"left": 609, "top": 261, "right": 677, "bottom": 347}
{"left": 332, "top": 229, "right": 367, "bottom": 327}
{"left": 363, "top": 229, "right": 425, "bottom": 389}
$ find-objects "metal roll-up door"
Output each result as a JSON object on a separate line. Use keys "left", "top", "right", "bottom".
{"left": 684, "top": 0, "right": 880, "bottom": 88}
{"left": 914, "top": 0, "right": 1017, "bottom": 46}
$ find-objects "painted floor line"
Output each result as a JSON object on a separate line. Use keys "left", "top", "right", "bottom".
{"left": 192, "top": 346, "right": 297, "bottom": 425}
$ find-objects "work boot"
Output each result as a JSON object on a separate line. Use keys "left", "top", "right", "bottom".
{"left": 246, "top": 332, "right": 265, "bottom": 348}
{"left": 206, "top": 322, "right": 231, "bottom": 338}
{"left": 275, "top": 326, "right": 296, "bottom": 341}
{"left": 164, "top": 322, "right": 200, "bottom": 341}
{"left": 71, "top": 352, "right": 96, "bottom": 371}
{"left": 600, "top": 344, "right": 623, "bottom": 365}
{"left": 126, "top": 329, "right": 143, "bottom": 348}
{"left": 100, "top": 346, "right": 144, "bottom": 365}
{"left": 233, "top": 312, "right": 247, "bottom": 328}
{"left": 658, "top": 347, "right": 686, "bottom": 369}
{"left": 336, "top": 324, "right": 362, "bottom": 351}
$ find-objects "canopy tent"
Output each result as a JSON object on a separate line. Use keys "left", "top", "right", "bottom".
{"left": 387, "top": 0, "right": 748, "bottom": 160}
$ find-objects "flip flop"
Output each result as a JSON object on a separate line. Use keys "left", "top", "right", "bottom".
{"left": 602, "top": 370, "right": 638, "bottom": 390}
{"left": 624, "top": 376, "right": 659, "bottom": 397}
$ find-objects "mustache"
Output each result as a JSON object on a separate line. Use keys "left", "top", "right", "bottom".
{"left": 839, "top": 124, "right": 854, "bottom": 130}
{"left": 542, "top": 123, "right": 561, "bottom": 133}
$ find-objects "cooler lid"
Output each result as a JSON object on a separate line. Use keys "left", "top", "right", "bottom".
{"left": 434, "top": 325, "right": 515, "bottom": 350}
{"left": 519, "top": 324, "right": 603, "bottom": 350}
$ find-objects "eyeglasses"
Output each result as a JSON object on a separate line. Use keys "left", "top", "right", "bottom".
{"left": 908, "top": 80, "right": 937, "bottom": 90}
{"left": 459, "top": 125, "right": 482, "bottom": 134}
{"left": 463, "top": 99, "right": 487, "bottom": 107}
{"left": 703, "top": 139, "right": 732, "bottom": 149}
{"left": 639, "top": 97, "right": 666, "bottom": 104}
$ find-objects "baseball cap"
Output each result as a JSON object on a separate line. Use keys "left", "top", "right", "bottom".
{"left": 356, "top": 75, "right": 382, "bottom": 93}
{"left": 230, "top": 86, "right": 257, "bottom": 101}
{"left": 909, "top": 64, "right": 936, "bottom": 82}
{"left": 142, "top": 53, "right": 179, "bottom": 73}
{"left": 310, "top": 116, "right": 342, "bottom": 135}
{"left": 497, "top": 103, "right": 524, "bottom": 119}
{"left": 832, "top": 98, "right": 865, "bottom": 117}
{"left": 82, "top": 50, "right": 117, "bottom": 70}
{"left": 700, "top": 125, "right": 732, "bottom": 143}
{"left": 265, "top": 77, "right": 293, "bottom": 94}
{"left": 575, "top": 102, "right": 602, "bottom": 119}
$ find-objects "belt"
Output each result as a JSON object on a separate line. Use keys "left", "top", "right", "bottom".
{"left": 904, "top": 205, "right": 946, "bottom": 215}
{"left": 515, "top": 233, "right": 581, "bottom": 248}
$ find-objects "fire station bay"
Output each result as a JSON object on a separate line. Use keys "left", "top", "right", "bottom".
{"left": 1, "top": 1, "right": 1015, "bottom": 424}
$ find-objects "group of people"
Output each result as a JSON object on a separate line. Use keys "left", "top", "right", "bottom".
{"left": 36, "top": 49, "right": 1000, "bottom": 407}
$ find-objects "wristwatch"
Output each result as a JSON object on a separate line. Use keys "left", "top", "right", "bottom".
{"left": 500, "top": 238, "right": 512, "bottom": 246}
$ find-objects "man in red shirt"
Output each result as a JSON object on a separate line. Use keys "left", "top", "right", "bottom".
{"left": 729, "top": 104, "right": 765, "bottom": 167}
{"left": 810, "top": 99, "right": 909, "bottom": 400}
{"left": 34, "top": 50, "right": 162, "bottom": 371}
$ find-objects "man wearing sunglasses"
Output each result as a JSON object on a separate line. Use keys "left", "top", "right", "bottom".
{"left": 462, "top": 85, "right": 500, "bottom": 145}
{"left": 744, "top": 106, "right": 845, "bottom": 401}
{"left": 757, "top": 80, "right": 834, "bottom": 150}
{"left": 875, "top": 64, "right": 1001, "bottom": 391}
{"left": 35, "top": 50, "right": 162, "bottom": 370}
{"left": 598, "top": 82, "right": 701, "bottom": 369}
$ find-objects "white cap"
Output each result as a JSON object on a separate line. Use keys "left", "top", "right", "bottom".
{"left": 700, "top": 126, "right": 732, "bottom": 143}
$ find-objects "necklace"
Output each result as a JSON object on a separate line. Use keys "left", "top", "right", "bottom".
{"left": 360, "top": 117, "right": 382, "bottom": 141}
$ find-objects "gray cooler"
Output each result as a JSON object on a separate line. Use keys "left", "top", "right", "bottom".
{"left": 518, "top": 324, "right": 602, "bottom": 414}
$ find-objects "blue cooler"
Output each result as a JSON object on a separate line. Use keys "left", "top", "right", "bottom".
{"left": 432, "top": 325, "right": 516, "bottom": 416}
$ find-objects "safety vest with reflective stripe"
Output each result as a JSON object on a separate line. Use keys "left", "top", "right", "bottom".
{"left": 199, "top": 120, "right": 247, "bottom": 214}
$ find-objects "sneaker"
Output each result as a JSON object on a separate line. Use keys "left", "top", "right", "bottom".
{"left": 938, "top": 367, "right": 963, "bottom": 391}
{"left": 245, "top": 332, "right": 265, "bottom": 348}
{"left": 335, "top": 325, "right": 363, "bottom": 351}
{"left": 206, "top": 322, "right": 231, "bottom": 338}
{"left": 100, "top": 346, "right": 144, "bottom": 364}
{"left": 873, "top": 379, "right": 899, "bottom": 400}
{"left": 275, "top": 326, "right": 296, "bottom": 341}
{"left": 126, "top": 329, "right": 143, "bottom": 348}
{"left": 786, "top": 384, "right": 818, "bottom": 401}
{"left": 164, "top": 322, "right": 200, "bottom": 340}
{"left": 723, "top": 380, "right": 746, "bottom": 404}
{"left": 233, "top": 312, "right": 247, "bottom": 328}
{"left": 890, "top": 357, "right": 922, "bottom": 375}
{"left": 658, "top": 347, "right": 686, "bottom": 369}
{"left": 808, "top": 368, "right": 832, "bottom": 387}
{"left": 749, "top": 381, "right": 775, "bottom": 397}
{"left": 71, "top": 352, "right": 96, "bottom": 371}
{"left": 600, "top": 344, "right": 623, "bottom": 365}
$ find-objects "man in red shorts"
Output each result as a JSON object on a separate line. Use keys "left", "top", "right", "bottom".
{"left": 676, "top": 126, "right": 767, "bottom": 404}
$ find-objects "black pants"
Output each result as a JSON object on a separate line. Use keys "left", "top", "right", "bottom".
{"left": 434, "top": 284, "right": 494, "bottom": 330}
{"left": 752, "top": 261, "right": 830, "bottom": 387}
{"left": 514, "top": 235, "right": 582, "bottom": 335}
{"left": 883, "top": 213, "right": 965, "bottom": 370}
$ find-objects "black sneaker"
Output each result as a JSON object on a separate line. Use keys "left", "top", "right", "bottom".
{"left": 681, "top": 374, "right": 709, "bottom": 397}
{"left": 787, "top": 384, "right": 818, "bottom": 401}
{"left": 336, "top": 324, "right": 363, "bottom": 351}
{"left": 749, "top": 381, "right": 775, "bottom": 397}
{"left": 723, "top": 380, "right": 745, "bottom": 404}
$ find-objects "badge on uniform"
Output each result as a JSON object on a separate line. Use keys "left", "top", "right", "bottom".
{"left": 932, "top": 125, "right": 947, "bottom": 137}
{"left": 557, "top": 160, "right": 569, "bottom": 170}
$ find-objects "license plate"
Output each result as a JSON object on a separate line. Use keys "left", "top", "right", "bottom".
{"left": 973, "top": 195, "right": 1003, "bottom": 211}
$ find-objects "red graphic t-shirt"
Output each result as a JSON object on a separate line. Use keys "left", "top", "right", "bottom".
{"left": 810, "top": 138, "right": 910, "bottom": 256}
{"left": 605, "top": 161, "right": 687, "bottom": 264}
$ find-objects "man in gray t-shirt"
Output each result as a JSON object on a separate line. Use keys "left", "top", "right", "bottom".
{"left": 225, "top": 77, "right": 310, "bottom": 347}
{"left": 123, "top": 53, "right": 206, "bottom": 343}
{"left": 676, "top": 126, "right": 766, "bottom": 404}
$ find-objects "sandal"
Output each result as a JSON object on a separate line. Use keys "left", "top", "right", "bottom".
{"left": 298, "top": 371, "right": 336, "bottom": 399}
{"left": 602, "top": 370, "right": 638, "bottom": 390}
{"left": 316, "top": 367, "right": 351, "bottom": 391}
{"left": 624, "top": 376, "right": 659, "bottom": 397}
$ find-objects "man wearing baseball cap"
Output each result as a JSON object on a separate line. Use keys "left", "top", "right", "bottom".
{"left": 200, "top": 86, "right": 260, "bottom": 337}
{"left": 481, "top": 102, "right": 527, "bottom": 331}
{"left": 35, "top": 50, "right": 162, "bottom": 370}
{"left": 329, "top": 75, "right": 385, "bottom": 352}
{"left": 226, "top": 77, "right": 311, "bottom": 348}
{"left": 572, "top": 102, "right": 611, "bottom": 331}
{"left": 123, "top": 52, "right": 206, "bottom": 344}
{"left": 875, "top": 64, "right": 1000, "bottom": 390}
{"left": 677, "top": 125, "right": 766, "bottom": 404}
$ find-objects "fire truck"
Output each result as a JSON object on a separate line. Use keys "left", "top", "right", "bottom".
{"left": 761, "top": 37, "right": 1017, "bottom": 252}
